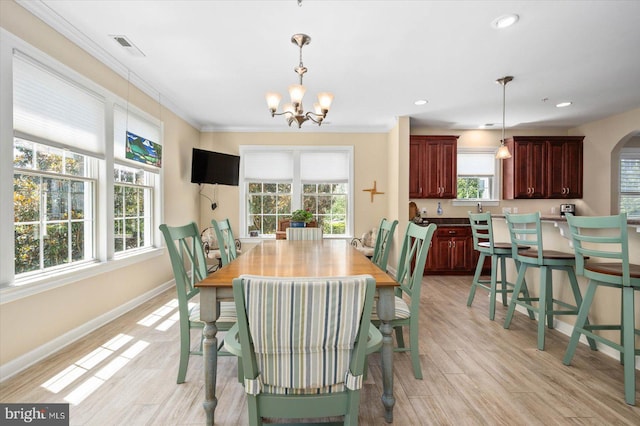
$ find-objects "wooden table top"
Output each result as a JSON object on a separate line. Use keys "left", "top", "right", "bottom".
{"left": 197, "top": 239, "right": 398, "bottom": 288}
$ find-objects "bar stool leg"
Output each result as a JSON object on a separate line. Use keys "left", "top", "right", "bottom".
{"left": 467, "top": 252, "right": 486, "bottom": 308}
{"left": 546, "top": 268, "right": 554, "bottom": 330}
{"left": 499, "top": 255, "right": 508, "bottom": 307}
{"left": 563, "top": 280, "right": 597, "bottom": 365}
{"left": 622, "top": 286, "right": 636, "bottom": 405}
{"left": 566, "top": 267, "right": 598, "bottom": 351}
{"left": 514, "top": 259, "right": 535, "bottom": 320}
{"left": 488, "top": 254, "right": 498, "bottom": 320}
{"left": 504, "top": 264, "right": 528, "bottom": 329}
{"left": 538, "top": 266, "right": 549, "bottom": 350}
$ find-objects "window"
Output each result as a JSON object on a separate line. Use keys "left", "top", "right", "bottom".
{"left": 620, "top": 148, "right": 640, "bottom": 218}
{"left": 13, "top": 140, "right": 96, "bottom": 276}
{"left": 456, "top": 149, "right": 499, "bottom": 201}
{"left": 3, "top": 43, "right": 163, "bottom": 290}
{"left": 240, "top": 146, "right": 353, "bottom": 237}
{"left": 114, "top": 165, "right": 155, "bottom": 253}
{"left": 113, "top": 106, "right": 162, "bottom": 254}
{"left": 11, "top": 52, "right": 103, "bottom": 280}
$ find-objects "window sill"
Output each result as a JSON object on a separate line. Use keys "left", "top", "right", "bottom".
{"left": 1, "top": 247, "right": 164, "bottom": 304}
{"left": 451, "top": 200, "right": 500, "bottom": 207}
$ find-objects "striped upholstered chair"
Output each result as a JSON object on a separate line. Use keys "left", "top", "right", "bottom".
{"left": 224, "top": 275, "right": 381, "bottom": 425}
{"left": 285, "top": 227, "right": 323, "bottom": 240}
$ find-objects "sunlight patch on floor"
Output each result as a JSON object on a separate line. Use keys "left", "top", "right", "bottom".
{"left": 137, "top": 299, "right": 179, "bottom": 327}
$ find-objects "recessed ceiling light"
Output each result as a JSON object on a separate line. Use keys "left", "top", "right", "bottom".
{"left": 414, "top": 99, "right": 428, "bottom": 106}
{"left": 479, "top": 123, "right": 495, "bottom": 129}
{"left": 556, "top": 101, "right": 573, "bottom": 108}
{"left": 491, "top": 14, "right": 519, "bottom": 29}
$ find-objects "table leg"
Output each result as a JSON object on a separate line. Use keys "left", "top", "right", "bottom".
{"left": 202, "top": 321, "right": 218, "bottom": 426}
{"left": 200, "top": 289, "right": 220, "bottom": 426}
{"left": 377, "top": 287, "right": 395, "bottom": 423}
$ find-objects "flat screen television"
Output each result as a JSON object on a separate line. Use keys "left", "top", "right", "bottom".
{"left": 190, "top": 148, "right": 240, "bottom": 186}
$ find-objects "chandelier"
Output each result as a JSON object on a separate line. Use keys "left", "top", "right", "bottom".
{"left": 265, "top": 34, "right": 334, "bottom": 128}
{"left": 495, "top": 76, "right": 513, "bottom": 159}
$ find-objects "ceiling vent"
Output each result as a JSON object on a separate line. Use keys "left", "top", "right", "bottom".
{"left": 110, "top": 35, "right": 145, "bottom": 57}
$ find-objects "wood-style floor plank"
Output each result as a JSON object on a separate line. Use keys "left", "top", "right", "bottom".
{"left": 1, "top": 274, "right": 639, "bottom": 425}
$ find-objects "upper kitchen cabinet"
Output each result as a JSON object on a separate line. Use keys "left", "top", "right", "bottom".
{"left": 409, "top": 135, "right": 458, "bottom": 199}
{"left": 502, "top": 136, "right": 584, "bottom": 199}
{"left": 546, "top": 137, "right": 584, "bottom": 198}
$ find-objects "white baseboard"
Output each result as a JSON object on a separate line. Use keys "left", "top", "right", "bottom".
{"left": 0, "top": 280, "right": 174, "bottom": 382}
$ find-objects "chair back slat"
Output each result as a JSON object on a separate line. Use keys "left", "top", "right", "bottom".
{"left": 212, "top": 218, "right": 238, "bottom": 266}
{"left": 372, "top": 218, "right": 399, "bottom": 271}
{"left": 565, "top": 213, "right": 631, "bottom": 286}
{"left": 396, "top": 223, "right": 437, "bottom": 303}
{"left": 505, "top": 212, "right": 544, "bottom": 264}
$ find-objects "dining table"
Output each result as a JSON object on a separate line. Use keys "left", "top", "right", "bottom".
{"left": 196, "top": 238, "right": 399, "bottom": 425}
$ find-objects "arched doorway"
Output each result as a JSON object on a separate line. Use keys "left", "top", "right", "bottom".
{"left": 611, "top": 130, "right": 640, "bottom": 215}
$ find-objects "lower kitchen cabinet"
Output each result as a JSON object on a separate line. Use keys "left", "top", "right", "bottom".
{"left": 424, "top": 226, "right": 475, "bottom": 274}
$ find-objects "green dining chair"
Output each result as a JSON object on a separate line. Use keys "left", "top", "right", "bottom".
{"left": 159, "top": 222, "right": 237, "bottom": 384}
{"left": 503, "top": 212, "right": 597, "bottom": 351}
{"left": 223, "top": 274, "right": 382, "bottom": 425}
{"left": 372, "top": 222, "right": 437, "bottom": 379}
{"left": 211, "top": 218, "right": 238, "bottom": 266}
{"left": 467, "top": 212, "right": 534, "bottom": 320}
{"left": 563, "top": 212, "right": 640, "bottom": 405}
{"left": 371, "top": 218, "right": 399, "bottom": 272}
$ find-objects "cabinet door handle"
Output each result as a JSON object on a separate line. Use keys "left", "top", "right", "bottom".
{"left": 448, "top": 241, "right": 452, "bottom": 248}
{"left": 452, "top": 241, "right": 456, "bottom": 248}
{"left": 448, "top": 230, "right": 455, "bottom": 234}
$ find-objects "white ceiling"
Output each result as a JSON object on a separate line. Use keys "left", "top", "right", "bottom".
{"left": 17, "top": 0, "right": 640, "bottom": 133}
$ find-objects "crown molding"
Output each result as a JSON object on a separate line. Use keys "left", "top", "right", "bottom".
{"left": 15, "top": 0, "right": 202, "bottom": 131}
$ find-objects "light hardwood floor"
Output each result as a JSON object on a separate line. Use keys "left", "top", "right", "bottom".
{"left": 1, "top": 275, "right": 639, "bottom": 425}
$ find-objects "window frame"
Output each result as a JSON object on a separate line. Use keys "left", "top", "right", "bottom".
{"left": 239, "top": 145, "right": 354, "bottom": 239}
{"left": 1, "top": 30, "right": 164, "bottom": 296}
{"left": 453, "top": 147, "right": 501, "bottom": 206}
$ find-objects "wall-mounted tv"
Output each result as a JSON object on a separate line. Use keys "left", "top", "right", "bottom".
{"left": 190, "top": 148, "right": 240, "bottom": 186}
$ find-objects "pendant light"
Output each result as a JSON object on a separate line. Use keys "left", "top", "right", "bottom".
{"left": 495, "top": 76, "right": 513, "bottom": 159}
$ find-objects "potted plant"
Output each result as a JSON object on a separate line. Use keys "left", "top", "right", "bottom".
{"left": 290, "top": 209, "right": 313, "bottom": 227}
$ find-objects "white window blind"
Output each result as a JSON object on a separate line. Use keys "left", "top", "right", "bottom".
{"left": 300, "top": 151, "right": 349, "bottom": 182}
{"left": 13, "top": 51, "right": 105, "bottom": 158}
{"left": 620, "top": 149, "right": 640, "bottom": 193}
{"left": 113, "top": 105, "right": 161, "bottom": 164}
{"left": 458, "top": 153, "right": 495, "bottom": 176}
{"left": 620, "top": 148, "right": 640, "bottom": 218}
{"left": 243, "top": 151, "right": 294, "bottom": 181}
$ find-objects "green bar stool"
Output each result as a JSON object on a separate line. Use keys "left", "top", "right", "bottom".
{"left": 563, "top": 213, "right": 640, "bottom": 405}
{"left": 503, "top": 212, "right": 598, "bottom": 351}
{"left": 467, "top": 212, "right": 534, "bottom": 321}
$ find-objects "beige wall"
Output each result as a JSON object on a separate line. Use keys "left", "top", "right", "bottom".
{"left": 197, "top": 131, "right": 390, "bottom": 242}
{"left": 1, "top": 1, "right": 201, "bottom": 367}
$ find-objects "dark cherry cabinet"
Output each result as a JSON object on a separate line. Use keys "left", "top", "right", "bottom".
{"left": 410, "top": 135, "right": 458, "bottom": 199}
{"left": 502, "top": 136, "right": 584, "bottom": 199}
{"left": 424, "top": 226, "right": 474, "bottom": 274}
{"left": 546, "top": 138, "right": 583, "bottom": 198}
